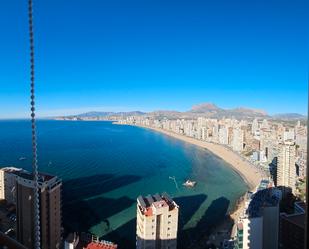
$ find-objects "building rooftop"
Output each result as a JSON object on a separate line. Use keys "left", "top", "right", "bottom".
{"left": 84, "top": 241, "right": 117, "bottom": 249}
{"left": 137, "top": 192, "right": 178, "bottom": 216}
{"left": 280, "top": 212, "right": 305, "bottom": 229}
{"left": 247, "top": 188, "right": 280, "bottom": 218}
{"left": 0, "top": 167, "right": 24, "bottom": 173}
{"left": 14, "top": 169, "right": 62, "bottom": 190}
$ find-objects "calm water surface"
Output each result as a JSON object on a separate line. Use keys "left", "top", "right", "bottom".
{"left": 0, "top": 120, "right": 248, "bottom": 248}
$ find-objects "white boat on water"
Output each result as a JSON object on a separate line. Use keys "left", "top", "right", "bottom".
{"left": 183, "top": 180, "right": 197, "bottom": 188}
{"left": 19, "top": 157, "right": 26, "bottom": 161}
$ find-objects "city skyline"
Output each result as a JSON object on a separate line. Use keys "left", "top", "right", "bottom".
{"left": 1, "top": 0, "right": 308, "bottom": 118}
{"left": 0, "top": 101, "right": 308, "bottom": 120}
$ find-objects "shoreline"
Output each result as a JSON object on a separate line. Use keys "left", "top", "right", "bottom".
{"left": 119, "top": 123, "right": 265, "bottom": 191}
{"left": 118, "top": 123, "right": 262, "bottom": 246}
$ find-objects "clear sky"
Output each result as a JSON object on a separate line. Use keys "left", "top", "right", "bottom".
{"left": 0, "top": 0, "right": 308, "bottom": 118}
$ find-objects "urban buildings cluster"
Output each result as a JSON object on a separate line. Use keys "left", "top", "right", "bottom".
{"left": 118, "top": 116, "right": 307, "bottom": 198}
{"left": 233, "top": 179, "right": 305, "bottom": 249}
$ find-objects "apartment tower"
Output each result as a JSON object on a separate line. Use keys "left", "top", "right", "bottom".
{"left": 16, "top": 172, "right": 62, "bottom": 249}
{"left": 276, "top": 140, "right": 296, "bottom": 193}
{"left": 136, "top": 192, "right": 179, "bottom": 249}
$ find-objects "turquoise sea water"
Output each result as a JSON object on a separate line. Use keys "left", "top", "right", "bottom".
{"left": 0, "top": 120, "right": 248, "bottom": 248}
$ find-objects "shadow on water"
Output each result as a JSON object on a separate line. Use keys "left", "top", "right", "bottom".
{"left": 101, "top": 194, "right": 208, "bottom": 249}
{"left": 63, "top": 195, "right": 135, "bottom": 234}
{"left": 183, "top": 197, "right": 230, "bottom": 248}
{"left": 62, "top": 173, "right": 142, "bottom": 202}
{"left": 101, "top": 196, "right": 230, "bottom": 249}
{"left": 174, "top": 194, "right": 208, "bottom": 230}
{"left": 102, "top": 218, "right": 137, "bottom": 249}
{"left": 63, "top": 174, "right": 229, "bottom": 249}
{"left": 62, "top": 173, "right": 142, "bottom": 233}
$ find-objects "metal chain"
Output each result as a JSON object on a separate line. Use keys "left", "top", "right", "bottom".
{"left": 28, "top": 0, "right": 41, "bottom": 248}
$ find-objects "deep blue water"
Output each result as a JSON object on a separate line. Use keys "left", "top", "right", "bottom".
{"left": 0, "top": 120, "right": 248, "bottom": 248}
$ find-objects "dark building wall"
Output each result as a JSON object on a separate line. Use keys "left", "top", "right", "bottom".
{"left": 47, "top": 184, "right": 62, "bottom": 249}
{"left": 16, "top": 182, "right": 34, "bottom": 248}
{"left": 279, "top": 214, "right": 304, "bottom": 249}
{"left": 16, "top": 179, "right": 62, "bottom": 249}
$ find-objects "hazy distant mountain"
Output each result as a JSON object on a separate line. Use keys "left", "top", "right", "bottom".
{"left": 272, "top": 113, "right": 307, "bottom": 120}
{"left": 56, "top": 102, "right": 305, "bottom": 121}
{"left": 186, "top": 103, "right": 268, "bottom": 119}
{"left": 190, "top": 103, "right": 222, "bottom": 112}
{"left": 148, "top": 110, "right": 182, "bottom": 119}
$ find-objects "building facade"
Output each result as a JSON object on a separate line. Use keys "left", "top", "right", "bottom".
{"left": 276, "top": 141, "right": 296, "bottom": 193}
{"left": 235, "top": 187, "right": 281, "bottom": 249}
{"left": 16, "top": 172, "right": 62, "bottom": 249}
{"left": 279, "top": 202, "right": 305, "bottom": 249}
{"left": 0, "top": 167, "right": 24, "bottom": 204}
{"left": 136, "top": 192, "right": 179, "bottom": 249}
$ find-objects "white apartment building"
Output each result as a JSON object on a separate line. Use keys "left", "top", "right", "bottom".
{"left": 261, "top": 119, "right": 270, "bottom": 130}
{"left": 283, "top": 129, "right": 295, "bottom": 142}
{"left": 277, "top": 140, "right": 296, "bottom": 193}
{"left": 235, "top": 187, "right": 281, "bottom": 249}
{"left": 251, "top": 118, "right": 259, "bottom": 135}
{"left": 232, "top": 128, "right": 244, "bottom": 152}
{"left": 218, "top": 126, "right": 229, "bottom": 145}
{"left": 136, "top": 193, "right": 179, "bottom": 249}
{"left": 0, "top": 167, "right": 23, "bottom": 204}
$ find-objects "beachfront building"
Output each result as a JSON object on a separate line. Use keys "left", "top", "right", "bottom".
{"left": 235, "top": 187, "right": 281, "bottom": 249}
{"left": 136, "top": 192, "right": 179, "bottom": 249}
{"left": 276, "top": 140, "right": 296, "bottom": 193}
{"left": 219, "top": 126, "right": 229, "bottom": 145}
{"left": 16, "top": 171, "right": 62, "bottom": 249}
{"left": 0, "top": 167, "right": 24, "bottom": 204}
{"left": 231, "top": 128, "right": 244, "bottom": 152}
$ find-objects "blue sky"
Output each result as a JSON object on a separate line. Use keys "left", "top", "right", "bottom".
{"left": 0, "top": 0, "right": 308, "bottom": 118}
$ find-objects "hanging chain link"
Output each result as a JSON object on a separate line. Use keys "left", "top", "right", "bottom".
{"left": 28, "top": 0, "right": 41, "bottom": 248}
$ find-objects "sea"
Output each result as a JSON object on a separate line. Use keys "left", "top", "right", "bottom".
{"left": 0, "top": 120, "right": 248, "bottom": 248}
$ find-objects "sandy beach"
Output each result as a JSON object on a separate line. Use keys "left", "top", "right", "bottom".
{"left": 127, "top": 124, "right": 265, "bottom": 191}
{"left": 128, "top": 124, "right": 265, "bottom": 246}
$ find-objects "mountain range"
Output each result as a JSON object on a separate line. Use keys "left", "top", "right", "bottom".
{"left": 56, "top": 103, "right": 307, "bottom": 120}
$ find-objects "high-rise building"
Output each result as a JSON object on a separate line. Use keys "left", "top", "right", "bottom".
{"left": 276, "top": 141, "right": 296, "bottom": 193}
{"left": 136, "top": 192, "right": 179, "bottom": 249}
{"left": 251, "top": 118, "right": 259, "bottom": 135}
{"left": 283, "top": 128, "right": 295, "bottom": 142}
{"left": 219, "top": 126, "right": 229, "bottom": 145}
{"left": 279, "top": 201, "right": 305, "bottom": 249}
{"left": 0, "top": 167, "right": 24, "bottom": 204}
{"left": 235, "top": 187, "right": 281, "bottom": 249}
{"left": 16, "top": 172, "right": 62, "bottom": 249}
{"left": 232, "top": 128, "right": 244, "bottom": 152}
